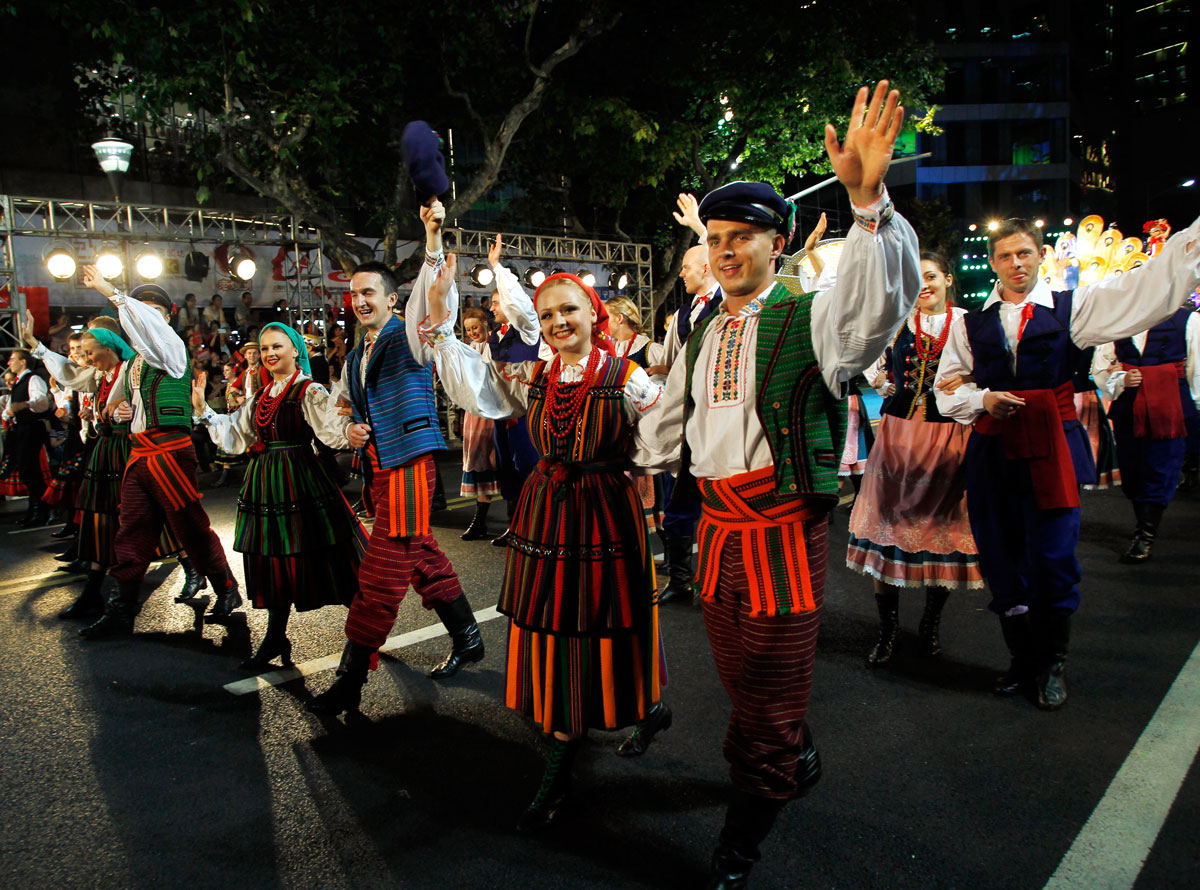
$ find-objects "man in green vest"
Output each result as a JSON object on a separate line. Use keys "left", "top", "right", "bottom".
{"left": 76, "top": 267, "right": 241, "bottom": 639}
{"left": 646, "top": 81, "right": 921, "bottom": 888}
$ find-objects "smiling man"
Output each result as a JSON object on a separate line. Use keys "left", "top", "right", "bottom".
{"left": 936, "top": 214, "right": 1200, "bottom": 712}
{"left": 308, "top": 200, "right": 485, "bottom": 717}
{"left": 646, "top": 81, "right": 921, "bottom": 888}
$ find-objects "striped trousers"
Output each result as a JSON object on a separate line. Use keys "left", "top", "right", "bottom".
{"left": 343, "top": 458, "right": 463, "bottom": 650}
{"left": 111, "top": 442, "right": 229, "bottom": 584}
{"left": 701, "top": 516, "right": 826, "bottom": 800}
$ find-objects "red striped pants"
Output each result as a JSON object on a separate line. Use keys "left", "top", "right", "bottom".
{"left": 111, "top": 442, "right": 229, "bottom": 584}
{"left": 343, "top": 461, "right": 463, "bottom": 650}
{"left": 701, "top": 515, "right": 826, "bottom": 800}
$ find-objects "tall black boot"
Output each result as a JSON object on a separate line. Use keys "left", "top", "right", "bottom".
{"left": 51, "top": 520, "right": 79, "bottom": 539}
{"left": 206, "top": 569, "right": 243, "bottom": 620}
{"left": 1120, "top": 502, "right": 1164, "bottom": 564}
{"left": 658, "top": 533, "right": 695, "bottom": 604}
{"left": 55, "top": 535, "right": 80, "bottom": 561}
{"left": 616, "top": 701, "right": 673, "bottom": 757}
{"left": 1179, "top": 452, "right": 1199, "bottom": 491}
{"left": 516, "top": 736, "right": 581, "bottom": 834}
{"left": 174, "top": 556, "right": 208, "bottom": 603}
{"left": 993, "top": 611, "right": 1034, "bottom": 695}
{"left": 59, "top": 568, "right": 106, "bottom": 620}
{"left": 1035, "top": 611, "right": 1071, "bottom": 711}
{"left": 866, "top": 589, "right": 900, "bottom": 667}
{"left": 460, "top": 499, "right": 492, "bottom": 541}
{"left": 241, "top": 608, "right": 293, "bottom": 670}
{"left": 79, "top": 579, "right": 140, "bottom": 639}
{"left": 918, "top": 586, "right": 950, "bottom": 657}
{"left": 705, "top": 790, "right": 787, "bottom": 890}
{"left": 428, "top": 595, "right": 485, "bottom": 678}
{"left": 307, "top": 642, "right": 374, "bottom": 716}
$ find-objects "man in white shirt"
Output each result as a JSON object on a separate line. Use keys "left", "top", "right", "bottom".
{"left": 935, "top": 215, "right": 1200, "bottom": 710}
{"left": 5, "top": 348, "right": 53, "bottom": 526}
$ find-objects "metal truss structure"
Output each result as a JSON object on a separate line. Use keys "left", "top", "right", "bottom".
{"left": 444, "top": 227, "right": 654, "bottom": 322}
{"left": 0, "top": 195, "right": 328, "bottom": 348}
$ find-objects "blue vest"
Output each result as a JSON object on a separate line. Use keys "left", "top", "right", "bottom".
{"left": 488, "top": 326, "right": 542, "bottom": 363}
{"left": 963, "top": 290, "right": 1096, "bottom": 484}
{"left": 1114, "top": 306, "right": 1190, "bottom": 367}
{"left": 675, "top": 289, "right": 723, "bottom": 347}
{"left": 881, "top": 323, "right": 951, "bottom": 423}
{"left": 347, "top": 316, "right": 445, "bottom": 469}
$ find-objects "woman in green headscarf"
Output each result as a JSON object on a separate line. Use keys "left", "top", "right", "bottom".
{"left": 192, "top": 322, "right": 366, "bottom": 670}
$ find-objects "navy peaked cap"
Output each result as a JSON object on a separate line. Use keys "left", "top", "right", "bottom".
{"left": 698, "top": 181, "right": 790, "bottom": 230}
{"left": 129, "top": 284, "right": 174, "bottom": 314}
{"left": 401, "top": 121, "right": 450, "bottom": 203}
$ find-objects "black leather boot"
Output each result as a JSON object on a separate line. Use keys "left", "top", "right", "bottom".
{"left": 59, "top": 569, "right": 106, "bottom": 620}
{"left": 993, "top": 611, "right": 1034, "bottom": 695}
{"left": 51, "top": 521, "right": 79, "bottom": 540}
{"left": 460, "top": 499, "right": 492, "bottom": 541}
{"left": 307, "top": 642, "right": 374, "bottom": 716}
{"left": 918, "top": 586, "right": 950, "bottom": 657}
{"left": 658, "top": 534, "right": 695, "bottom": 604}
{"left": 1035, "top": 612, "right": 1070, "bottom": 711}
{"left": 1179, "top": 452, "right": 1199, "bottom": 491}
{"left": 704, "top": 791, "right": 786, "bottom": 890}
{"left": 56, "top": 558, "right": 89, "bottom": 574}
{"left": 1120, "top": 502, "right": 1163, "bottom": 564}
{"left": 794, "top": 723, "right": 822, "bottom": 798}
{"left": 206, "top": 571, "right": 243, "bottom": 620}
{"left": 617, "top": 701, "right": 673, "bottom": 757}
{"left": 241, "top": 608, "right": 293, "bottom": 671}
{"left": 516, "top": 736, "right": 581, "bottom": 834}
{"left": 428, "top": 595, "right": 485, "bottom": 678}
{"left": 174, "top": 556, "right": 208, "bottom": 603}
{"left": 491, "top": 526, "right": 512, "bottom": 548}
{"left": 80, "top": 579, "right": 140, "bottom": 639}
{"left": 866, "top": 590, "right": 900, "bottom": 667}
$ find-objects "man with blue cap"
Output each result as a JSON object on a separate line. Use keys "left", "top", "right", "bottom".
{"left": 644, "top": 81, "right": 921, "bottom": 888}
{"left": 76, "top": 269, "right": 241, "bottom": 639}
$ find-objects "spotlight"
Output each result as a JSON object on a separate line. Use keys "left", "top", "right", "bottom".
{"left": 608, "top": 270, "right": 629, "bottom": 290}
{"left": 227, "top": 244, "right": 257, "bottom": 281}
{"left": 1183, "top": 179, "right": 1195, "bottom": 188}
{"left": 1034, "top": 219, "right": 1045, "bottom": 228}
{"left": 95, "top": 243, "right": 124, "bottom": 280}
{"left": 44, "top": 244, "right": 77, "bottom": 280}
{"left": 135, "top": 250, "right": 163, "bottom": 280}
{"left": 470, "top": 263, "right": 494, "bottom": 288}
{"left": 576, "top": 269, "right": 597, "bottom": 288}
{"left": 550, "top": 267, "right": 566, "bottom": 277}
{"left": 986, "top": 220, "right": 999, "bottom": 232}
{"left": 523, "top": 266, "right": 546, "bottom": 289}
{"left": 1064, "top": 217, "right": 1074, "bottom": 226}
{"left": 968, "top": 223, "right": 977, "bottom": 232}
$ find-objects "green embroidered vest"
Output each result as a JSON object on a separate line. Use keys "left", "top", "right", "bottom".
{"left": 681, "top": 282, "right": 846, "bottom": 510}
{"left": 122, "top": 356, "right": 193, "bottom": 430}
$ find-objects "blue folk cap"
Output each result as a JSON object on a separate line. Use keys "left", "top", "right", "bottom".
{"left": 129, "top": 283, "right": 174, "bottom": 315}
{"left": 401, "top": 121, "right": 450, "bottom": 204}
{"left": 698, "top": 180, "right": 791, "bottom": 232}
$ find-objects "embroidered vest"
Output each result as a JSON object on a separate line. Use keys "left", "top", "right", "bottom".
{"left": 488, "top": 325, "right": 542, "bottom": 363}
{"left": 121, "top": 357, "right": 193, "bottom": 430}
{"left": 883, "top": 319, "right": 951, "bottom": 422}
{"left": 680, "top": 282, "right": 846, "bottom": 509}
{"left": 1114, "top": 306, "right": 1191, "bottom": 367}
{"left": 347, "top": 315, "right": 445, "bottom": 469}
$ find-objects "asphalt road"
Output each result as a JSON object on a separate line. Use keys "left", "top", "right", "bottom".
{"left": 0, "top": 453, "right": 1196, "bottom": 890}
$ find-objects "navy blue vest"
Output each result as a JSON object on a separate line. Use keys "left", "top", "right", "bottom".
{"left": 488, "top": 325, "right": 542, "bottom": 363}
{"left": 347, "top": 315, "right": 446, "bottom": 469}
{"left": 882, "top": 322, "right": 950, "bottom": 422}
{"left": 11, "top": 372, "right": 52, "bottom": 426}
{"left": 675, "top": 288, "right": 722, "bottom": 347}
{"left": 1111, "top": 306, "right": 1197, "bottom": 426}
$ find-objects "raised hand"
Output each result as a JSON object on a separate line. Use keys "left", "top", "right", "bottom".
{"left": 672, "top": 193, "right": 705, "bottom": 238}
{"left": 420, "top": 198, "right": 446, "bottom": 253}
{"left": 427, "top": 252, "right": 458, "bottom": 324}
{"left": 21, "top": 310, "right": 39, "bottom": 349}
{"left": 804, "top": 213, "right": 828, "bottom": 253}
{"left": 824, "top": 80, "right": 904, "bottom": 207}
{"left": 487, "top": 234, "right": 503, "bottom": 268}
{"left": 191, "top": 371, "right": 208, "bottom": 415}
{"left": 82, "top": 264, "right": 117, "bottom": 298}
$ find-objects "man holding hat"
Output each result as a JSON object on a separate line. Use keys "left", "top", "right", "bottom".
{"left": 645, "top": 81, "right": 920, "bottom": 887}
{"left": 76, "top": 267, "right": 241, "bottom": 639}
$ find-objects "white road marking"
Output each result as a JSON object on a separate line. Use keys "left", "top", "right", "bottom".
{"left": 223, "top": 605, "right": 504, "bottom": 696}
{"left": 8, "top": 523, "right": 65, "bottom": 535}
{"left": 1043, "top": 640, "right": 1200, "bottom": 890}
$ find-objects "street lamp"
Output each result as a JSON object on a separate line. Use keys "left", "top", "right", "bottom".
{"left": 91, "top": 138, "right": 134, "bottom": 201}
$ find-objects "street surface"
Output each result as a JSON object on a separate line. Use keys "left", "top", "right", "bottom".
{"left": 0, "top": 451, "right": 1196, "bottom": 890}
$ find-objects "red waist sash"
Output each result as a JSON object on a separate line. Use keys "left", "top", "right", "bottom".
{"left": 1122, "top": 361, "right": 1187, "bottom": 440}
{"left": 127, "top": 429, "right": 201, "bottom": 510}
{"left": 974, "top": 381, "right": 1079, "bottom": 510}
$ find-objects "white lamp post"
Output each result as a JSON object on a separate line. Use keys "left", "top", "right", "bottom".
{"left": 91, "top": 138, "right": 135, "bottom": 201}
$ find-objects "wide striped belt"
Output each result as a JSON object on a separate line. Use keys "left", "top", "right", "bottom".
{"left": 127, "top": 429, "right": 201, "bottom": 510}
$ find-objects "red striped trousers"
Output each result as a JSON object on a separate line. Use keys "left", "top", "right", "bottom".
{"left": 701, "top": 515, "right": 827, "bottom": 800}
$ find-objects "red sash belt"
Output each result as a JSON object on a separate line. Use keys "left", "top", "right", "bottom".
{"left": 368, "top": 444, "right": 432, "bottom": 537}
{"left": 127, "top": 429, "right": 202, "bottom": 510}
{"left": 1122, "top": 361, "right": 1187, "bottom": 440}
{"left": 695, "top": 464, "right": 822, "bottom": 617}
{"left": 975, "top": 381, "right": 1079, "bottom": 510}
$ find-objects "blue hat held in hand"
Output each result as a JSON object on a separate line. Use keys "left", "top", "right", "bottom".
{"left": 401, "top": 121, "right": 450, "bottom": 204}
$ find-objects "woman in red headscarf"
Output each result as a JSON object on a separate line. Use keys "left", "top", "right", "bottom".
{"left": 424, "top": 236, "right": 671, "bottom": 834}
